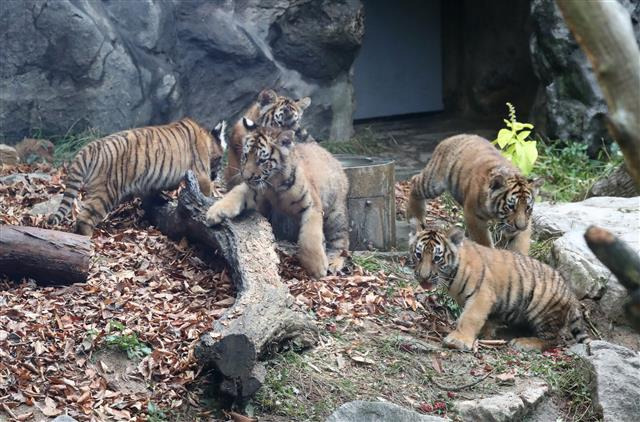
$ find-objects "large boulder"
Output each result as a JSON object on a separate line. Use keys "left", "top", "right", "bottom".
{"left": 0, "top": 0, "right": 363, "bottom": 143}
{"left": 529, "top": 0, "right": 640, "bottom": 155}
{"left": 571, "top": 340, "right": 640, "bottom": 422}
{"left": 326, "top": 401, "right": 447, "bottom": 422}
{"left": 533, "top": 197, "right": 640, "bottom": 320}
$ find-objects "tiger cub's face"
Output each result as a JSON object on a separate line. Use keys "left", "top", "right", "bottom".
{"left": 409, "top": 224, "right": 464, "bottom": 290}
{"left": 488, "top": 173, "right": 541, "bottom": 235}
{"left": 210, "top": 121, "right": 227, "bottom": 179}
{"left": 239, "top": 117, "right": 294, "bottom": 189}
{"left": 257, "top": 89, "right": 311, "bottom": 129}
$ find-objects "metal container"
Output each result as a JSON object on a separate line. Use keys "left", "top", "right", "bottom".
{"left": 336, "top": 154, "right": 396, "bottom": 251}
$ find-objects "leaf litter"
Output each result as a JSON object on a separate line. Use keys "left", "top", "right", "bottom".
{"left": 1, "top": 165, "right": 465, "bottom": 421}
{"left": 1, "top": 164, "right": 234, "bottom": 420}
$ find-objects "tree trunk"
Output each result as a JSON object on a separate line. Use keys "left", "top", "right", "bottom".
{"left": 556, "top": 0, "right": 640, "bottom": 188}
{"left": 584, "top": 225, "right": 640, "bottom": 331}
{"left": 587, "top": 164, "right": 639, "bottom": 198}
{"left": 0, "top": 225, "right": 91, "bottom": 285}
{"left": 144, "top": 171, "right": 317, "bottom": 403}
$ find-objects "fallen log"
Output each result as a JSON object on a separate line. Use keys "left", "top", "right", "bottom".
{"left": 144, "top": 171, "right": 318, "bottom": 403}
{"left": 0, "top": 225, "right": 91, "bottom": 285}
{"left": 584, "top": 225, "right": 640, "bottom": 331}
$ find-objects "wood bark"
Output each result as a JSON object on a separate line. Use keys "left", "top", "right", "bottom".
{"left": 144, "top": 171, "right": 317, "bottom": 402}
{"left": 0, "top": 225, "right": 91, "bottom": 285}
{"left": 584, "top": 225, "right": 640, "bottom": 330}
{"left": 587, "top": 164, "right": 639, "bottom": 198}
{"left": 556, "top": 0, "right": 640, "bottom": 188}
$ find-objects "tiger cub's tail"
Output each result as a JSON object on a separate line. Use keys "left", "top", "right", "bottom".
{"left": 48, "top": 151, "right": 89, "bottom": 225}
{"left": 568, "top": 303, "right": 591, "bottom": 344}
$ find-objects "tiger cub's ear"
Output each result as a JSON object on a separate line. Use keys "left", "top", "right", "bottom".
{"left": 242, "top": 117, "right": 258, "bottom": 132}
{"left": 447, "top": 227, "right": 465, "bottom": 247}
{"left": 258, "top": 89, "right": 278, "bottom": 106}
{"left": 528, "top": 177, "right": 544, "bottom": 196}
{"left": 489, "top": 173, "right": 506, "bottom": 191}
{"left": 296, "top": 97, "right": 311, "bottom": 110}
{"left": 276, "top": 130, "right": 295, "bottom": 153}
{"left": 212, "top": 121, "right": 227, "bottom": 151}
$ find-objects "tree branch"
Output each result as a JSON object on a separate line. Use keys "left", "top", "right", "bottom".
{"left": 556, "top": 0, "right": 640, "bottom": 187}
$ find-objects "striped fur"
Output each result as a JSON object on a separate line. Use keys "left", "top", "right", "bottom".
{"left": 224, "top": 89, "right": 313, "bottom": 188}
{"left": 409, "top": 223, "right": 589, "bottom": 351}
{"left": 49, "top": 118, "right": 226, "bottom": 236}
{"left": 407, "top": 134, "right": 542, "bottom": 255}
{"left": 207, "top": 118, "right": 348, "bottom": 279}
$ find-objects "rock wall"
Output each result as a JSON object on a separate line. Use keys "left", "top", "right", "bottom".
{"left": 529, "top": 0, "right": 640, "bottom": 155}
{"left": 0, "top": 0, "right": 363, "bottom": 144}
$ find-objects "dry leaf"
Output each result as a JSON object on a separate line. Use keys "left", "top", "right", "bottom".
{"left": 495, "top": 372, "right": 516, "bottom": 385}
{"left": 430, "top": 355, "right": 444, "bottom": 374}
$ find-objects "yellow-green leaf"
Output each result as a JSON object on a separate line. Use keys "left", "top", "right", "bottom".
{"left": 516, "top": 130, "right": 532, "bottom": 142}
{"left": 494, "top": 129, "right": 513, "bottom": 149}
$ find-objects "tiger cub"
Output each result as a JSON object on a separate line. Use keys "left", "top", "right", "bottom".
{"left": 410, "top": 222, "right": 589, "bottom": 351}
{"left": 206, "top": 118, "right": 349, "bottom": 279}
{"left": 48, "top": 118, "right": 227, "bottom": 236}
{"left": 224, "top": 89, "right": 312, "bottom": 188}
{"left": 407, "top": 134, "right": 542, "bottom": 255}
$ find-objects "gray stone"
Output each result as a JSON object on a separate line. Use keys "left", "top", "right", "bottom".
{"left": 533, "top": 197, "right": 640, "bottom": 320}
{"left": 0, "top": 0, "right": 363, "bottom": 144}
{"left": 454, "top": 379, "right": 550, "bottom": 422}
{"left": 0, "top": 172, "right": 51, "bottom": 186}
{"left": 29, "top": 194, "right": 63, "bottom": 216}
{"left": 516, "top": 379, "right": 548, "bottom": 408}
{"left": 455, "top": 392, "right": 525, "bottom": 422}
{"left": 325, "top": 400, "right": 446, "bottom": 422}
{"left": 570, "top": 340, "right": 640, "bottom": 422}
{"left": 50, "top": 416, "right": 78, "bottom": 422}
{"left": 529, "top": 0, "right": 640, "bottom": 155}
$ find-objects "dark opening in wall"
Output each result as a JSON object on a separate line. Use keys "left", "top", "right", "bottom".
{"left": 441, "top": 0, "right": 538, "bottom": 120}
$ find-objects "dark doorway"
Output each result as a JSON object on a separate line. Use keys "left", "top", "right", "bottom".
{"left": 353, "top": 0, "right": 443, "bottom": 119}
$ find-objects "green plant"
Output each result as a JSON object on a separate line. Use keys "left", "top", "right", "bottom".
{"left": 52, "top": 128, "right": 101, "bottom": 164}
{"left": 532, "top": 141, "right": 622, "bottom": 202}
{"left": 104, "top": 320, "right": 152, "bottom": 360}
{"left": 528, "top": 352, "right": 599, "bottom": 421}
{"left": 147, "top": 402, "right": 167, "bottom": 422}
{"left": 493, "top": 102, "right": 538, "bottom": 175}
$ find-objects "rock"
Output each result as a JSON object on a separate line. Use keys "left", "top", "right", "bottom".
{"left": 570, "top": 340, "right": 640, "bottom": 422}
{"left": 529, "top": 0, "right": 640, "bottom": 155}
{"left": 0, "top": 1, "right": 363, "bottom": 144}
{"left": 533, "top": 197, "right": 640, "bottom": 319}
{"left": 454, "top": 379, "right": 548, "bottom": 422}
{"left": 29, "top": 194, "right": 63, "bottom": 216}
{"left": 0, "top": 172, "right": 51, "bottom": 186}
{"left": 516, "top": 379, "right": 549, "bottom": 408}
{"left": 325, "top": 400, "right": 447, "bottom": 422}
{"left": 455, "top": 392, "right": 525, "bottom": 422}
{"left": 0, "top": 144, "right": 19, "bottom": 165}
{"left": 50, "top": 416, "right": 78, "bottom": 422}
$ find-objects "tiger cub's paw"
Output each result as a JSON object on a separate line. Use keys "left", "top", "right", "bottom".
{"left": 205, "top": 203, "right": 227, "bottom": 226}
{"left": 443, "top": 331, "right": 475, "bottom": 351}
{"left": 327, "top": 254, "right": 345, "bottom": 274}
{"left": 298, "top": 247, "right": 329, "bottom": 279}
